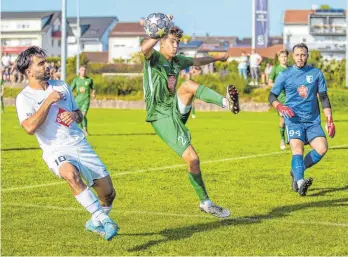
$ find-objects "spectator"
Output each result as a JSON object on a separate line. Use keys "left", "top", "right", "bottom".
{"left": 262, "top": 62, "right": 273, "bottom": 86}
{"left": 249, "top": 49, "right": 262, "bottom": 86}
{"left": 0, "top": 76, "right": 4, "bottom": 113}
{"left": 1, "top": 52, "right": 11, "bottom": 68}
{"left": 238, "top": 51, "right": 248, "bottom": 79}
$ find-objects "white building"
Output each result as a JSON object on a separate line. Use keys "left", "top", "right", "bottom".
{"left": 67, "top": 17, "right": 118, "bottom": 58}
{"left": 1, "top": 11, "right": 72, "bottom": 58}
{"left": 284, "top": 8, "right": 346, "bottom": 60}
{"left": 108, "top": 22, "right": 147, "bottom": 63}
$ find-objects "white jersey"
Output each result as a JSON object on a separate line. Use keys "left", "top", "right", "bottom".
{"left": 16, "top": 80, "right": 85, "bottom": 152}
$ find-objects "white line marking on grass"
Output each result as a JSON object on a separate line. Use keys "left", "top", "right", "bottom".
{"left": 3, "top": 144, "right": 347, "bottom": 192}
{"left": 114, "top": 151, "right": 287, "bottom": 176}
{"left": 2, "top": 181, "right": 66, "bottom": 192}
{"left": 4, "top": 203, "right": 348, "bottom": 227}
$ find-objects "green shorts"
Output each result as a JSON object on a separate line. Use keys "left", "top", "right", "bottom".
{"left": 151, "top": 94, "right": 192, "bottom": 156}
{"left": 77, "top": 101, "right": 90, "bottom": 113}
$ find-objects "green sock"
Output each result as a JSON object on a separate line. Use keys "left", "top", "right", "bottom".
{"left": 195, "top": 85, "right": 223, "bottom": 107}
{"left": 280, "top": 127, "right": 285, "bottom": 140}
{"left": 192, "top": 106, "right": 196, "bottom": 115}
{"left": 188, "top": 172, "right": 209, "bottom": 202}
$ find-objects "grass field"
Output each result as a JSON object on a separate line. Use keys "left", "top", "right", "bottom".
{"left": 1, "top": 107, "right": 348, "bottom": 256}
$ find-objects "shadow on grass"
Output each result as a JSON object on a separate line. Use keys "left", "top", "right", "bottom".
{"left": 126, "top": 198, "right": 348, "bottom": 252}
{"left": 309, "top": 186, "right": 348, "bottom": 197}
{"left": 1, "top": 147, "right": 41, "bottom": 151}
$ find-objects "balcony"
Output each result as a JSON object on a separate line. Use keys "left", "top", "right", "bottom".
{"left": 310, "top": 24, "right": 346, "bottom": 35}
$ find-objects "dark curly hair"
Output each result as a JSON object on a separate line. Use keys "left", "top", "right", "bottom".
{"left": 16, "top": 46, "right": 47, "bottom": 76}
{"left": 167, "top": 26, "right": 183, "bottom": 39}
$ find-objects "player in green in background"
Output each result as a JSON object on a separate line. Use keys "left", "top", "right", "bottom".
{"left": 268, "top": 49, "right": 290, "bottom": 150}
{"left": 71, "top": 65, "right": 95, "bottom": 135}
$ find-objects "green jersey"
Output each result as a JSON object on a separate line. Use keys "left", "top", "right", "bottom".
{"left": 143, "top": 50, "right": 194, "bottom": 122}
{"left": 71, "top": 76, "right": 94, "bottom": 103}
{"left": 269, "top": 65, "right": 288, "bottom": 104}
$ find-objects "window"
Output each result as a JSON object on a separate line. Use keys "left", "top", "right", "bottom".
{"left": 58, "top": 40, "right": 61, "bottom": 47}
{"left": 52, "top": 39, "right": 54, "bottom": 46}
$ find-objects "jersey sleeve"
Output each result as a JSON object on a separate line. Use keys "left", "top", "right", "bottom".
{"left": 317, "top": 70, "right": 327, "bottom": 93}
{"left": 176, "top": 55, "right": 194, "bottom": 70}
{"left": 65, "top": 83, "right": 79, "bottom": 111}
{"left": 268, "top": 67, "right": 276, "bottom": 81}
{"left": 16, "top": 93, "right": 35, "bottom": 125}
{"left": 271, "top": 72, "right": 286, "bottom": 96}
{"left": 147, "top": 50, "right": 161, "bottom": 66}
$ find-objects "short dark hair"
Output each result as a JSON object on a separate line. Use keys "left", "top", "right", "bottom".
{"left": 277, "top": 49, "right": 289, "bottom": 56}
{"left": 292, "top": 43, "right": 308, "bottom": 54}
{"left": 16, "top": 46, "right": 47, "bottom": 75}
{"left": 167, "top": 26, "right": 183, "bottom": 39}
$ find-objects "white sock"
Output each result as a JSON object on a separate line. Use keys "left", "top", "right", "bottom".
{"left": 222, "top": 98, "right": 228, "bottom": 108}
{"left": 297, "top": 179, "right": 305, "bottom": 188}
{"left": 201, "top": 199, "right": 212, "bottom": 207}
{"left": 75, "top": 188, "right": 108, "bottom": 225}
{"left": 103, "top": 206, "right": 112, "bottom": 215}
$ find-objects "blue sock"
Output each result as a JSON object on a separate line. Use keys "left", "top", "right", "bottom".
{"left": 292, "top": 154, "right": 305, "bottom": 182}
{"left": 304, "top": 150, "right": 324, "bottom": 170}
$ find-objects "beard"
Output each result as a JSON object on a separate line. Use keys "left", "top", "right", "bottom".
{"left": 35, "top": 69, "right": 50, "bottom": 81}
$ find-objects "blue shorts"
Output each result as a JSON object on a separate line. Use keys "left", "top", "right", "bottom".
{"left": 285, "top": 122, "right": 326, "bottom": 144}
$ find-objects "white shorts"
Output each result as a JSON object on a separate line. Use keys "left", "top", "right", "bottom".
{"left": 42, "top": 139, "right": 109, "bottom": 187}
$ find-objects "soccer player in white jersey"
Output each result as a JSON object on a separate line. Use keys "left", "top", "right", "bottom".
{"left": 15, "top": 46, "right": 118, "bottom": 241}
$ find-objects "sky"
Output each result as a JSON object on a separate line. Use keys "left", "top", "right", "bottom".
{"left": 1, "top": 0, "right": 346, "bottom": 38}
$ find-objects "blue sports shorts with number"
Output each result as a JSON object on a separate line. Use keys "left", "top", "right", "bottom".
{"left": 285, "top": 121, "right": 326, "bottom": 144}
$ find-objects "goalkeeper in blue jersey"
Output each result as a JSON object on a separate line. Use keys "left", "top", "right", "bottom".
{"left": 268, "top": 43, "right": 336, "bottom": 196}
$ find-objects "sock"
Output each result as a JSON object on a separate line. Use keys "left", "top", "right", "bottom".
{"left": 291, "top": 154, "right": 305, "bottom": 182}
{"left": 75, "top": 188, "right": 108, "bottom": 225}
{"left": 195, "top": 85, "right": 224, "bottom": 107}
{"left": 192, "top": 106, "right": 196, "bottom": 115}
{"left": 304, "top": 150, "right": 324, "bottom": 170}
{"left": 188, "top": 172, "right": 209, "bottom": 202}
{"left": 103, "top": 206, "right": 112, "bottom": 215}
{"left": 82, "top": 116, "right": 87, "bottom": 129}
{"left": 280, "top": 127, "right": 285, "bottom": 140}
{"left": 297, "top": 179, "right": 305, "bottom": 188}
{"left": 92, "top": 206, "right": 112, "bottom": 226}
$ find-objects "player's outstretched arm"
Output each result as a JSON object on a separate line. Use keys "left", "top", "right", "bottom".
{"left": 141, "top": 38, "right": 160, "bottom": 60}
{"left": 21, "top": 91, "right": 63, "bottom": 135}
{"left": 193, "top": 52, "right": 229, "bottom": 66}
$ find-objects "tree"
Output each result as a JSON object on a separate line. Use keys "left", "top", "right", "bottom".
{"left": 320, "top": 4, "right": 331, "bottom": 10}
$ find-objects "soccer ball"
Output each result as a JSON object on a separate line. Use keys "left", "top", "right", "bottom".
{"left": 144, "top": 13, "right": 171, "bottom": 39}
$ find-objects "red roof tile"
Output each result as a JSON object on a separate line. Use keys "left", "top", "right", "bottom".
{"left": 284, "top": 10, "right": 313, "bottom": 24}
{"left": 110, "top": 22, "right": 147, "bottom": 37}
{"left": 83, "top": 51, "right": 108, "bottom": 63}
{"left": 228, "top": 44, "right": 284, "bottom": 59}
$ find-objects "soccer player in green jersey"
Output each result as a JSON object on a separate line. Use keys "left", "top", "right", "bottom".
{"left": 141, "top": 23, "right": 240, "bottom": 218}
{"left": 268, "top": 49, "right": 289, "bottom": 150}
{"left": 71, "top": 66, "right": 96, "bottom": 136}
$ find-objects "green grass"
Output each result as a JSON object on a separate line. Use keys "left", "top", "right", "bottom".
{"left": 1, "top": 108, "right": 348, "bottom": 256}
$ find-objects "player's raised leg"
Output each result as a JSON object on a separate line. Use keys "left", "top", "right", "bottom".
{"left": 177, "top": 79, "right": 239, "bottom": 114}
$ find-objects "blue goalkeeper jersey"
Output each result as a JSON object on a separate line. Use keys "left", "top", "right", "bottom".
{"left": 271, "top": 65, "right": 327, "bottom": 123}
